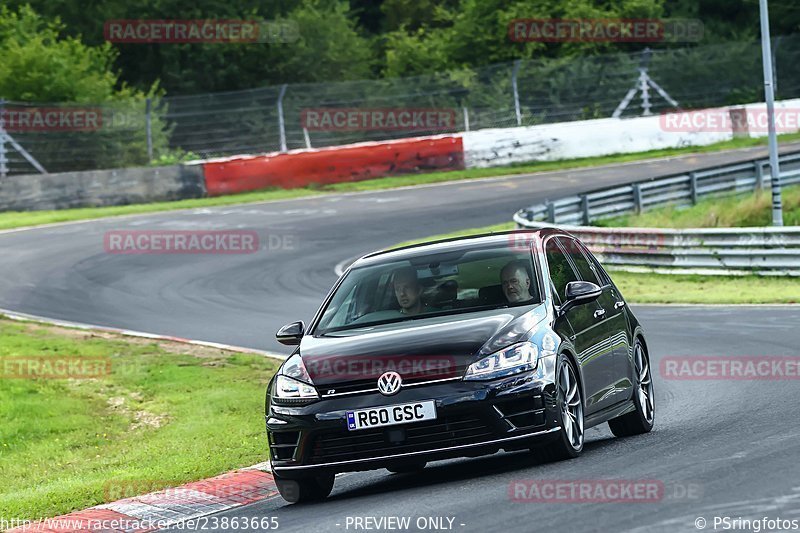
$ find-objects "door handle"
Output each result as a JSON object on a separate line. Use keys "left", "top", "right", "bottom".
{"left": 614, "top": 301, "right": 625, "bottom": 309}
{"left": 593, "top": 309, "right": 606, "bottom": 319}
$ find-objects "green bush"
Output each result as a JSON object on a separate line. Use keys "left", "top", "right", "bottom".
{"left": 0, "top": 5, "right": 168, "bottom": 172}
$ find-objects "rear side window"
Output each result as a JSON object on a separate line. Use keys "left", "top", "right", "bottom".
{"left": 545, "top": 238, "right": 579, "bottom": 301}
{"left": 558, "top": 237, "right": 601, "bottom": 286}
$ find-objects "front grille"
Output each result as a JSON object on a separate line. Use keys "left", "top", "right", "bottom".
{"left": 318, "top": 379, "right": 378, "bottom": 396}
{"left": 320, "top": 375, "right": 461, "bottom": 397}
{"left": 309, "top": 414, "right": 494, "bottom": 463}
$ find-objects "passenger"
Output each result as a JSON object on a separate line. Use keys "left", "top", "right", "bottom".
{"left": 500, "top": 260, "right": 535, "bottom": 304}
{"left": 392, "top": 267, "right": 427, "bottom": 316}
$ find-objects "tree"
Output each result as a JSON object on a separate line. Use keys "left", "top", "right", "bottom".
{"left": 0, "top": 5, "right": 167, "bottom": 172}
{"left": 0, "top": 5, "right": 130, "bottom": 102}
{"left": 383, "top": 0, "right": 667, "bottom": 77}
{"left": 3, "top": 0, "right": 373, "bottom": 94}
{"left": 259, "top": 0, "right": 373, "bottom": 84}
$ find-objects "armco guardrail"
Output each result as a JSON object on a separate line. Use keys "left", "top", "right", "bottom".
{"left": 513, "top": 151, "right": 800, "bottom": 276}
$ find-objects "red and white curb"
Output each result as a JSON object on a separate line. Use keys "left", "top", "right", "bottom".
{"left": 0, "top": 308, "right": 287, "bottom": 361}
{"left": 9, "top": 464, "right": 279, "bottom": 532}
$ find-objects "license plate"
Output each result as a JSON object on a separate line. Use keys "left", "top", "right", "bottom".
{"left": 346, "top": 400, "right": 437, "bottom": 431}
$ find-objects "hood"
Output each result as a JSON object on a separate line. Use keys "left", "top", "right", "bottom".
{"left": 300, "top": 304, "right": 548, "bottom": 389}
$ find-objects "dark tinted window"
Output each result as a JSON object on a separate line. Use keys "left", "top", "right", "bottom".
{"left": 558, "top": 237, "right": 601, "bottom": 286}
{"left": 545, "top": 238, "right": 578, "bottom": 301}
{"left": 315, "top": 246, "right": 540, "bottom": 334}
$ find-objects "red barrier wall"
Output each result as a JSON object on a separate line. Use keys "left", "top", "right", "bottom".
{"left": 202, "top": 136, "right": 464, "bottom": 196}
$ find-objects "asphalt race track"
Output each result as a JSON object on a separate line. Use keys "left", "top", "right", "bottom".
{"left": 1, "top": 143, "right": 799, "bottom": 353}
{"left": 2, "top": 144, "right": 800, "bottom": 532}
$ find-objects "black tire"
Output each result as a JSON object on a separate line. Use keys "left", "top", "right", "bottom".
{"left": 609, "top": 338, "right": 655, "bottom": 437}
{"left": 274, "top": 473, "right": 335, "bottom": 504}
{"left": 386, "top": 462, "right": 427, "bottom": 474}
{"left": 537, "top": 353, "right": 584, "bottom": 462}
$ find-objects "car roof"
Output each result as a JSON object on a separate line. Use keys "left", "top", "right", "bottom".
{"left": 349, "top": 228, "right": 567, "bottom": 270}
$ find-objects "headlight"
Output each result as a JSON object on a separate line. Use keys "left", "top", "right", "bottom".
{"left": 274, "top": 374, "right": 319, "bottom": 399}
{"left": 273, "top": 353, "right": 319, "bottom": 399}
{"left": 464, "top": 342, "right": 538, "bottom": 381}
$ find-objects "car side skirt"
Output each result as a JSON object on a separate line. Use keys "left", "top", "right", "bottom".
{"left": 584, "top": 398, "right": 637, "bottom": 429}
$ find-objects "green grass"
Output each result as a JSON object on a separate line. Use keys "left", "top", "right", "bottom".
{"left": 0, "top": 318, "right": 279, "bottom": 520}
{"left": 597, "top": 185, "right": 800, "bottom": 228}
{"left": 0, "top": 188, "right": 319, "bottom": 231}
{"left": 394, "top": 223, "right": 800, "bottom": 304}
{"left": 605, "top": 271, "right": 800, "bottom": 304}
{"left": 3, "top": 131, "right": 800, "bottom": 231}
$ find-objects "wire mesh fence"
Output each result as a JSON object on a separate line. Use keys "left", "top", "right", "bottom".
{"left": 2, "top": 34, "right": 800, "bottom": 176}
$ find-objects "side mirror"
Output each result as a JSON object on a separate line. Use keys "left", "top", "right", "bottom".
{"left": 560, "top": 281, "right": 602, "bottom": 315}
{"left": 276, "top": 321, "right": 305, "bottom": 346}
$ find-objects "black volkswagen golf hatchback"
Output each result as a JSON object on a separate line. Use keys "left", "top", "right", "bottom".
{"left": 265, "top": 229, "right": 655, "bottom": 503}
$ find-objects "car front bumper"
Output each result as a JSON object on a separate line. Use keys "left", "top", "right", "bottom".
{"left": 266, "top": 356, "right": 561, "bottom": 479}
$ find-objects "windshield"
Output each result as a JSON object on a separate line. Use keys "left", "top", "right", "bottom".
{"left": 315, "top": 246, "right": 540, "bottom": 335}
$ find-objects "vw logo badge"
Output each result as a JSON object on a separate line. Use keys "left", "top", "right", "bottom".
{"left": 377, "top": 371, "right": 402, "bottom": 396}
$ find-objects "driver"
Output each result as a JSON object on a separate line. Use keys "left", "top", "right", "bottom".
{"left": 392, "top": 267, "right": 426, "bottom": 316}
{"left": 500, "top": 260, "right": 535, "bottom": 304}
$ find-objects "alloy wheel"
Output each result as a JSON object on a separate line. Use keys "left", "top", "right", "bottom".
{"left": 634, "top": 342, "right": 655, "bottom": 424}
{"left": 559, "top": 360, "right": 584, "bottom": 450}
